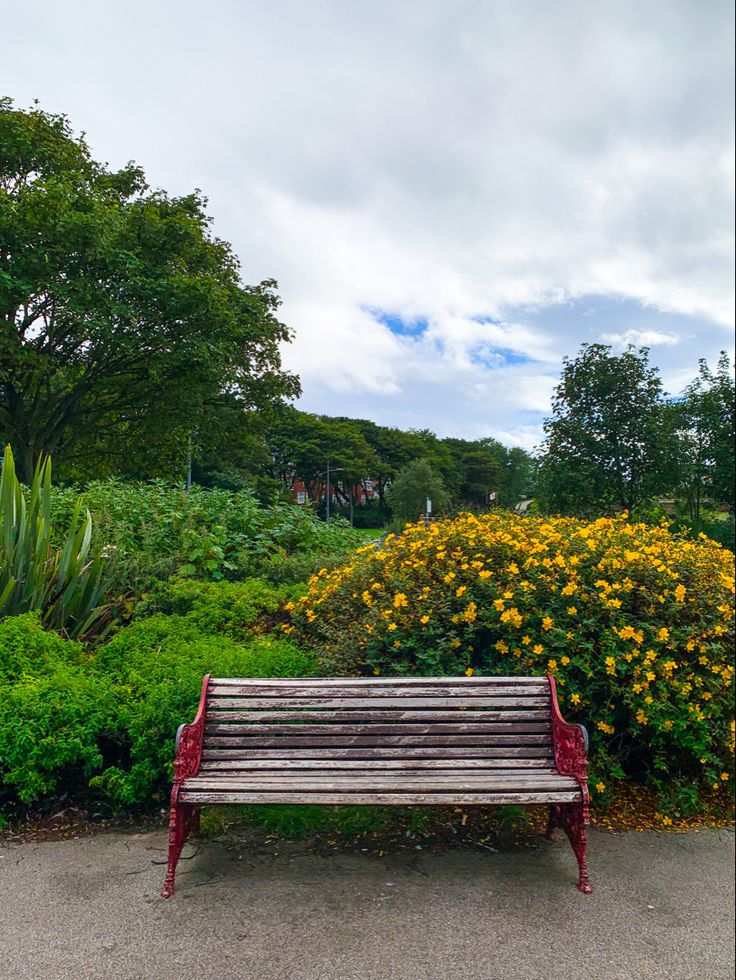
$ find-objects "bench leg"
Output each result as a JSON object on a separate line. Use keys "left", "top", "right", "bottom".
{"left": 556, "top": 801, "right": 593, "bottom": 894}
{"left": 160, "top": 798, "right": 199, "bottom": 899}
{"left": 545, "top": 803, "right": 561, "bottom": 841}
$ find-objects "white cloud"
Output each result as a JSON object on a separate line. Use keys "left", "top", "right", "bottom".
{"left": 3, "top": 0, "right": 734, "bottom": 445}
{"left": 601, "top": 329, "right": 686, "bottom": 349}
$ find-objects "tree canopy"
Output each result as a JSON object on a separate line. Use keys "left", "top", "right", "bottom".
{"left": 536, "top": 344, "right": 679, "bottom": 514}
{"left": 0, "top": 99, "right": 299, "bottom": 481}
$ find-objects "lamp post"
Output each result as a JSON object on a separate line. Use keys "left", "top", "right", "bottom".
{"left": 319, "top": 460, "right": 344, "bottom": 522}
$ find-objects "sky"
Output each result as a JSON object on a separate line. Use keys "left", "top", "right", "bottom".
{"left": 4, "top": 0, "right": 734, "bottom": 450}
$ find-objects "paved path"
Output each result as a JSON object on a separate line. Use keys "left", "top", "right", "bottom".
{"left": 1, "top": 827, "right": 733, "bottom": 980}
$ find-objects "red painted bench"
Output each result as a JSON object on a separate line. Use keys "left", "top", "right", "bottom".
{"left": 161, "top": 674, "right": 592, "bottom": 897}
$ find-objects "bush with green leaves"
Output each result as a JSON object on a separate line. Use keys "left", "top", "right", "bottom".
{"left": 289, "top": 512, "right": 735, "bottom": 807}
{"left": 0, "top": 614, "right": 118, "bottom": 804}
{"left": 48, "top": 479, "right": 362, "bottom": 595}
{"left": 0, "top": 582, "right": 317, "bottom": 812}
{"left": 91, "top": 613, "right": 317, "bottom": 806}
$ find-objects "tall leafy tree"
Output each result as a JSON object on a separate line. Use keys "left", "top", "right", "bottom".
{"left": 677, "top": 352, "right": 735, "bottom": 520}
{"left": 0, "top": 99, "right": 299, "bottom": 481}
{"left": 537, "top": 344, "right": 678, "bottom": 514}
{"left": 387, "top": 458, "right": 449, "bottom": 524}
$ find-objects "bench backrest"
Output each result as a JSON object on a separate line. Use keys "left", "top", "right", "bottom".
{"left": 201, "top": 676, "right": 555, "bottom": 771}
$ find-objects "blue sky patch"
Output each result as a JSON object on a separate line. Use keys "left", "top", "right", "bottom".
{"left": 365, "top": 307, "right": 429, "bottom": 336}
{"left": 470, "top": 346, "right": 533, "bottom": 368}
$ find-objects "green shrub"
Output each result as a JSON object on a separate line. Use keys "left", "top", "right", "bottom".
{"left": 90, "top": 614, "right": 317, "bottom": 807}
{"left": 289, "top": 512, "right": 735, "bottom": 800}
{"left": 49, "top": 480, "right": 363, "bottom": 594}
{"left": 0, "top": 634, "right": 118, "bottom": 805}
{"left": 0, "top": 611, "right": 86, "bottom": 681}
{"left": 133, "top": 577, "right": 301, "bottom": 638}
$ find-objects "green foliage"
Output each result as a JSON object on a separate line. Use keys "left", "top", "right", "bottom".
{"left": 0, "top": 615, "right": 117, "bottom": 804}
{"left": 0, "top": 446, "right": 106, "bottom": 636}
{"left": 386, "top": 458, "right": 450, "bottom": 525}
{"left": 537, "top": 344, "right": 680, "bottom": 514}
{"left": 676, "top": 352, "right": 735, "bottom": 521}
{"left": 0, "top": 582, "right": 317, "bottom": 811}
{"left": 0, "top": 611, "right": 85, "bottom": 680}
{"left": 47, "top": 480, "right": 363, "bottom": 595}
{"left": 91, "top": 617, "right": 317, "bottom": 806}
{"left": 0, "top": 98, "right": 298, "bottom": 482}
{"left": 132, "top": 577, "right": 300, "bottom": 638}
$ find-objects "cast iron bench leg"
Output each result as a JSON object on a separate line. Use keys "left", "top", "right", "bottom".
{"left": 548, "top": 801, "right": 593, "bottom": 894}
{"left": 161, "top": 796, "right": 199, "bottom": 899}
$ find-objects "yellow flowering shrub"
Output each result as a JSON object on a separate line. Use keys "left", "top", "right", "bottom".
{"left": 288, "top": 512, "right": 735, "bottom": 793}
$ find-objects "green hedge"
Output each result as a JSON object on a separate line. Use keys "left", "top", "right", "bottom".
{"left": 0, "top": 583, "right": 317, "bottom": 812}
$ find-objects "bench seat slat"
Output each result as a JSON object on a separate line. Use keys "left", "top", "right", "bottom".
{"left": 205, "top": 709, "right": 551, "bottom": 722}
{"left": 180, "top": 791, "right": 581, "bottom": 805}
{"left": 198, "top": 759, "right": 557, "bottom": 771}
{"left": 184, "top": 774, "right": 576, "bottom": 790}
{"left": 208, "top": 684, "right": 549, "bottom": 698}
{"left": 203, "top": 746, "right": 554, "bottom": 759}
{"left": 203, "top": 734, "right": 552, "bottom": 748}
{"left": 207, "top": 697, "right": 550, "bottom": 709}
{"left": 204, "top": 723, "right": 551, "bottom": 736}
{"left": 208, "top": 676, "right": 547, "bottom": 686}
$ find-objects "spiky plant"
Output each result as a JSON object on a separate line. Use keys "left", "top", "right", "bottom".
{"left": 0, "top": 445, "right": 106, "bottom": 637}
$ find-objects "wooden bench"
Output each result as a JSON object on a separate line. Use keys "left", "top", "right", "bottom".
{"left": 161, "top": 674, "right": 592, "bottom": 897}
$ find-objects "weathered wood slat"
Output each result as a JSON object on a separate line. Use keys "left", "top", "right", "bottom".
{"left": 205, "top": 709, "right": 551, "bottom": 723}
{"left": 209, "top": 676, "right": 547, "bottom": 686}
{"left": 202, "top": 746, "right": 554, "bottom": 760}
{"left": 204, "top": 722, "right": 552, "bottom": 736}
{"left": 184, "top": 774, "right": 576, "bottom": 790}
{"left": 203, "top": 734, "right": 552, "bottom": 748}
{"left": 208, "top": 684, "right": 549, "bottom": 698}
{"left": 180, "top": 791, "right": 581, "bottom": 805}
{"left": 198, "top": 759, "right": 557, "bottom": 771}
{"left": 206, "top": 697, "right": 550, "bottom": 709}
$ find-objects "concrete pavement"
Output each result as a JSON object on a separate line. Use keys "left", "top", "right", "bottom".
{"left": 1, "top": 826, "right": 733, "bottom": 980}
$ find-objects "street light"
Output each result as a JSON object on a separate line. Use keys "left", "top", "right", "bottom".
{"left": 317, "top": 460, "right": 344, "bottom": 522}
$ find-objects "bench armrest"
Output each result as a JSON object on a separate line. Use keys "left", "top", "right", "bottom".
{"left": 547, "top": 675, "right": 589, "bottom": 783}
{"left": 173, "top": 674, "right": 210, "bottom": 782}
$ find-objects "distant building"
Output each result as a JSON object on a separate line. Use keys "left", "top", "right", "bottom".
{"left": 289, "top": 476, "right": 381, "bottom": 507}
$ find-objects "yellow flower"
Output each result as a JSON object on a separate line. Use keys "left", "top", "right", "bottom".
{"left": 533, "top": 644, "right": 544, "bottom": 655}
{"left": 456, "top": 585, "right": 467, "bottom": 597}
{"left": 570, "top": 693, "right": 581, "bottom": 705}
{"left": 387, "top": 623, "right": 398, "bottom": 632}
{"left": 597, "top": 721, "right": 615, "bottom": 735}
{"left": 393, "top": 592, "right": 408, "bottom": 609}
{"left": 420, "top": 614, "right": 430, "bottom": 625}
{"left": 674, "top": 584, "right": 687, "bottom": 602}
{"left": 372, "top": 667, "right": 381, "bottom": 675}
{"left": 547, "top": 659, "right": 557, "bottom": 671}
{"left": 542, "top": 616, "right": 554, "bottom": 630}
{"left": 721, "top": 772, "right": 730, "bottom": 781}
{"left": 567, "top": 606, "right": 577, "bottom": 615}
{"left": 636, "top": 709, "right": 648, "bottom": 725}
{"left": 561, "top": 655, "right": 570, "bottom": 666}
{"left": 595, "top": 782, "right": 606, "bottom": 793}
{"left": 465, "top": 667, "right": 475, "bottom": 677}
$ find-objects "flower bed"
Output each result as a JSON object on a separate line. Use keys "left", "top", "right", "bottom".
{"left": 287, "top": 512, "right": 735, "bottom": 801}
